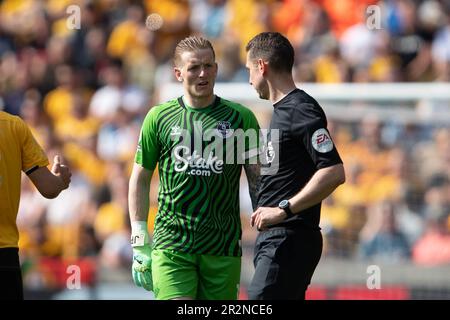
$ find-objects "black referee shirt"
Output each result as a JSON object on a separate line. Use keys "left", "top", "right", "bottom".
{"left": 257, "top": 88, "right": 343, "bottom": 229}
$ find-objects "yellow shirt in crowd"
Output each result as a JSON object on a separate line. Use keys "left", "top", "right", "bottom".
{"left": 0, "top": 111, "right": 48, "bottom": 248}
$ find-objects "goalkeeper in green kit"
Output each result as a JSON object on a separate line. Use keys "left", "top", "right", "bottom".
{"left": 128, "top": 36, "right": 261, "bottom": 300}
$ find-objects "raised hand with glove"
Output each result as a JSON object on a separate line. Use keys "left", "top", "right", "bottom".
{"left": 131, "top": 221, "right": 153, "bottom": 291}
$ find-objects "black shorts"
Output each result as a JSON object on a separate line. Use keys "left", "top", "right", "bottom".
{"left": 0, "top": 247, "right": 24, "bottom": 300}
{"left": 248, "top": 226, "right": 323, "bottom": 300}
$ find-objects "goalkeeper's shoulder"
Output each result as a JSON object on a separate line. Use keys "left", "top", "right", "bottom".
{"left": 141, "top": 99, "right": 180, "bottom": 126}
{"left": 220, "top": 98, "right": 259, "bottom": 126}
{"left": 144, "top": 98, "right": 180, "bottom": 118}
{"left": 220, "top": 98, "right": 255, "bottom": 115}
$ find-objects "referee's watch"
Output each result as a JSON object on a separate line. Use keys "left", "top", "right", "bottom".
{"left": 278, "top": 200, "right": 294, "bottom": 219}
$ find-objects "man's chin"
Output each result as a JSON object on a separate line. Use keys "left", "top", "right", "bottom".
{"left": 192, "top": 91, "right": 214, "bottom": 99}
{"left": 258, "top": 92, "right": 269, "bottom": 100}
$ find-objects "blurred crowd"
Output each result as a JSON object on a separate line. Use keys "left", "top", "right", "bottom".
{"left": 0, "top": 0, "right": 449, "bottom": 293}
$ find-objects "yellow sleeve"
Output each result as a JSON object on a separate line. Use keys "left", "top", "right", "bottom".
{"left": 17, "top": 118, "right": 49, "bottom": 172}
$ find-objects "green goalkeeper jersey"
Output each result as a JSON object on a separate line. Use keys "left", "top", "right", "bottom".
{"left": 135, "top": 96, "right": 260, "bottom": 257}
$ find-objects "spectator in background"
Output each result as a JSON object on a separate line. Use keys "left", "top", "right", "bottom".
{"left": 42, "top": 157, "right": 92, "bottom": 258}
{"left": 358, "top": 200, "right": 411, "bottom": 263}
{"left": 189, "top": 0, "right": 228, "bottom": 39}
{"left": 270, "top": 0, "right": 307, "bottom": 45}
{"left": 89, "top": 59, "right": 146, "bottom": 162}
{"left": 390, "top": 147, "right": 424, "bottom": 245}
{"left": 106, "top": 4, "right": 146, "bottom": 60}
{"left": 385, "top": 0, "right": 420, "bottom": 81}
{"left": 294, "top": 5, "right": 335, "bottom": 82}
{"left": 341, "top": 114, "right": 392, "bottom": 194}
{"left": 321, "top": 0, "right": 378, "bottom": 38}
{"left": 1, "top": 52, "right": 28, "bottom": 116}
{"left": 368, "top": 30, "right": 401, "bottom": 82}
{"left": 144, "top": 0, "right": 192, "bottom": 63}
{"left": 405, "top": 0, "right": 444, "bottom": 81}
{"left": 94, "top": 161, "right": 129, "bottom": 245}
{"left": 422, "top": 174, "right": 450, "bottom": 221}
{"left": 70, "top": 27, "right": 109, "bottom": 90}
{"left": 43, "top": 65, "right": 76, "bottom": 123}
{"left": 19, "top": 90, "right": 52, "bottom": 149}
{"left": 339, "top": 5, "right": 377, "bottom": 73}
{"left": 412, "top": 213, "right": 450, "bottom": 266}
{"left": 89, "top": 59, "right": 147, "bottom": 123}
{"left": 226, "top": 0, "right": 269, "bottom": 60}
{"left": 415, "top": 127, "right": 450, "bottom": 182}
{"left": 313, "top": 37, "right": 350, "bottom": 82}
{"left": 97, "top": 161, "right": 133, "bottom": 271}
{"left": 54, "top": 91, "right": 99, "bottom": 148}
{"left": 216, "top": 33, "right": 248, "bottom": 82}
{"left": 431, "top": 1, "right": 450, "bottom": 80}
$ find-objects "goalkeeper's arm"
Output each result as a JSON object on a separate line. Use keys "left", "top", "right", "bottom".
{"left": 129, "top": 163, "right": 153, "bottom": 224}
{"left": 128, "top": 163, "right": 154, "bottom": 291}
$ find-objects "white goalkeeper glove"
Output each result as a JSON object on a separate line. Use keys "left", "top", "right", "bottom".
{"left": 131, "top": 221, "right": 153, "bottom": 291}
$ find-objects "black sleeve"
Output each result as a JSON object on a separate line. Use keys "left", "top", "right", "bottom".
{"left": 291, "top": 106, "right": 343, "bottom": 169}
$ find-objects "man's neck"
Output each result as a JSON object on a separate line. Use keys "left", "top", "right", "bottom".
{"left": 183, "top": 94, "right": 215, "bottom": 109}
{"left": 268, "top": 76, "right": 297, "bottom": 105}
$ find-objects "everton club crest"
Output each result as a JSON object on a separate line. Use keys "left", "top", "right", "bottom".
{"left": 216, "top": 121, "right": 233, "bottom": 138}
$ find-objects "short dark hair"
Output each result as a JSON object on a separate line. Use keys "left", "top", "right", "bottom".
{"left": 246, "top": 32, "right": 294, "bottom": 74}
{"left": 174, "top": 36, "right": 215, "bottom": 67}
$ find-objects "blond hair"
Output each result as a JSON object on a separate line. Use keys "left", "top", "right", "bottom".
{"left": 173, "top": 36, "right": 215, "bottom": 67}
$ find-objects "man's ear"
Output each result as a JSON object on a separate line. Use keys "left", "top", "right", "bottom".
{"left": 174, "top": 67, "right": 183, "bottom": 82}
{"left": 257, "top": 59, "right": 267, "bottom": 75}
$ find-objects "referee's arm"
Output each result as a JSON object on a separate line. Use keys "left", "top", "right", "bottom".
{"left": 251, "top": 163, "right": 345, "bottom": 229}
{"left": 288, "top": 163, "right": 345, "bottom": 214}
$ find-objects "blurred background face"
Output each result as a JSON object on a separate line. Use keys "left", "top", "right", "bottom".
{"left": 174, "top": 48, "right": 217, "bottom": 100}
{"left": 245, "top": 52, "right": 269, "bottom": 100}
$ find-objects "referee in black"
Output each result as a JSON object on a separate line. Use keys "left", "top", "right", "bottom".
{"left": 245, "top": 32, "right": 345, "bottom": 300}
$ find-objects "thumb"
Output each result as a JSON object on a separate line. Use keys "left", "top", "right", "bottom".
{"left": 54, "top": 155, "right": 61, "bottom": 165}
{"left": 250, "top": 213, "right": 256, "bottom": 227}
{"left": 52, "top": 155, "right": 61, "bottom": 174}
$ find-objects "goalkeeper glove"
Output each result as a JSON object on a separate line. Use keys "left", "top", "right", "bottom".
{"left": 131, "top": 221, "right": 153, "bottom": 291}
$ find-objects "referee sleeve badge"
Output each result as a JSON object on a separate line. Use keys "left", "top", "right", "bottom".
{"left": 312, "top": 128, "right": 334, "bottom": 153}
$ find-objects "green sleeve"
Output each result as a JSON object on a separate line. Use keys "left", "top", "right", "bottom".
{"left": 135, "top": 107, "right": 160, "bottom": 170}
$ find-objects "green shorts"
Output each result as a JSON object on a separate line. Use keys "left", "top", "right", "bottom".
{"left": 151, "top": 249, "right": 241, "bottom": 300}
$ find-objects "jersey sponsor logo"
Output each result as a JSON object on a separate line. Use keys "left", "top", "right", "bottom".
{"left": 173, "top": 145, "right": 224, "bottom": 176}
{"left": 312, "top": 128, "right": 334, "bottom": 153}
{"left": 216, "top": 121, "right": 234, "bottom": 138}
{"left": 170, "top": 125, "right": 182, "bottom": 136}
